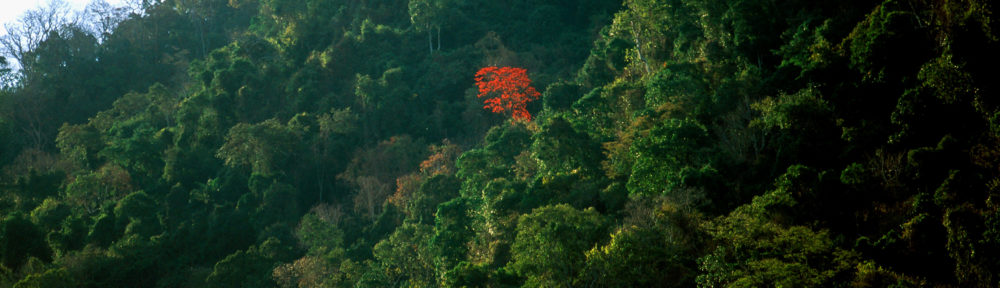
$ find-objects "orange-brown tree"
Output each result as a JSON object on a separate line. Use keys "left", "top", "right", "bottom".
{"left": 474, "top": 66, "right": 541, "bottom": 121}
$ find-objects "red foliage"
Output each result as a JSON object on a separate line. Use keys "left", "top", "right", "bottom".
{"left": 474, "top": 66, "right": 541, "bottom": 121}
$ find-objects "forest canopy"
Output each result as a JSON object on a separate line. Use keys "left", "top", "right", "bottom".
{"left": 1, "top": 0, "right": 999, "bottom": 287}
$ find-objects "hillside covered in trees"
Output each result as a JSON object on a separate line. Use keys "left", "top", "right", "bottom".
{"left": 0, "top": 0, "right": 998, "bottom": 286}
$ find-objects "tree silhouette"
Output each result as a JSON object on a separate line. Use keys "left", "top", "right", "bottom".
{"left": 474, "top": 66, "right": 541, "bottom": 121}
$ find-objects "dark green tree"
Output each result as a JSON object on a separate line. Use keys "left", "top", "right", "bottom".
{"left": 508, "top": 204, "right": 607, "bottom": 287}
{"left": 1, "top": 213, "right": 52, "bottom": 271}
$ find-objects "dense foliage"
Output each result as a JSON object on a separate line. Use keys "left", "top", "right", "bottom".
{"left": 1, "top": 0, "right": 998, "bottom": 286}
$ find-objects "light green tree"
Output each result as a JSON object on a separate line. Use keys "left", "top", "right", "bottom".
{"left": 508, "top": 204, "right": 607, "bottom": 287}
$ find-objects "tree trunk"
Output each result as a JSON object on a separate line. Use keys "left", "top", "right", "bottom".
{"left": 629, "top": 20, "right": 650, "bottom": 74}
{"left": 199, "top": 18, "right": 207, "bottom": 58}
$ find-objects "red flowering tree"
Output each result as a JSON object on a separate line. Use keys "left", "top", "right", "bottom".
{"left": 474, "top": 66, "right": 541, "bottom": 121}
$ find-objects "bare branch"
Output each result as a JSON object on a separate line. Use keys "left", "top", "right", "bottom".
{"left": 0, "top": 0, "right": 74, "bottom": 71}
{"left": 82, "top": 0, "right": 130, "bottom": 39}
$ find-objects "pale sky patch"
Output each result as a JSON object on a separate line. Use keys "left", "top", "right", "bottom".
{"left": 0, "top": 0, "right": 130, "bottom": 32}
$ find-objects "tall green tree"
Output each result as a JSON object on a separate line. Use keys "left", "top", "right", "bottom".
{"left": 508, "top": 204, "right": 607, "bottom": 287}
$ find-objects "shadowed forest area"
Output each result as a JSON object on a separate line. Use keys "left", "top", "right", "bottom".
{"left": 0, "top": 0, "right": 999, "bottom": 287}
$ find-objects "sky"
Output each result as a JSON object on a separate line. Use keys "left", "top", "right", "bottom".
{"left": 0, "top": 0, "right": 129, "bottom": 30}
